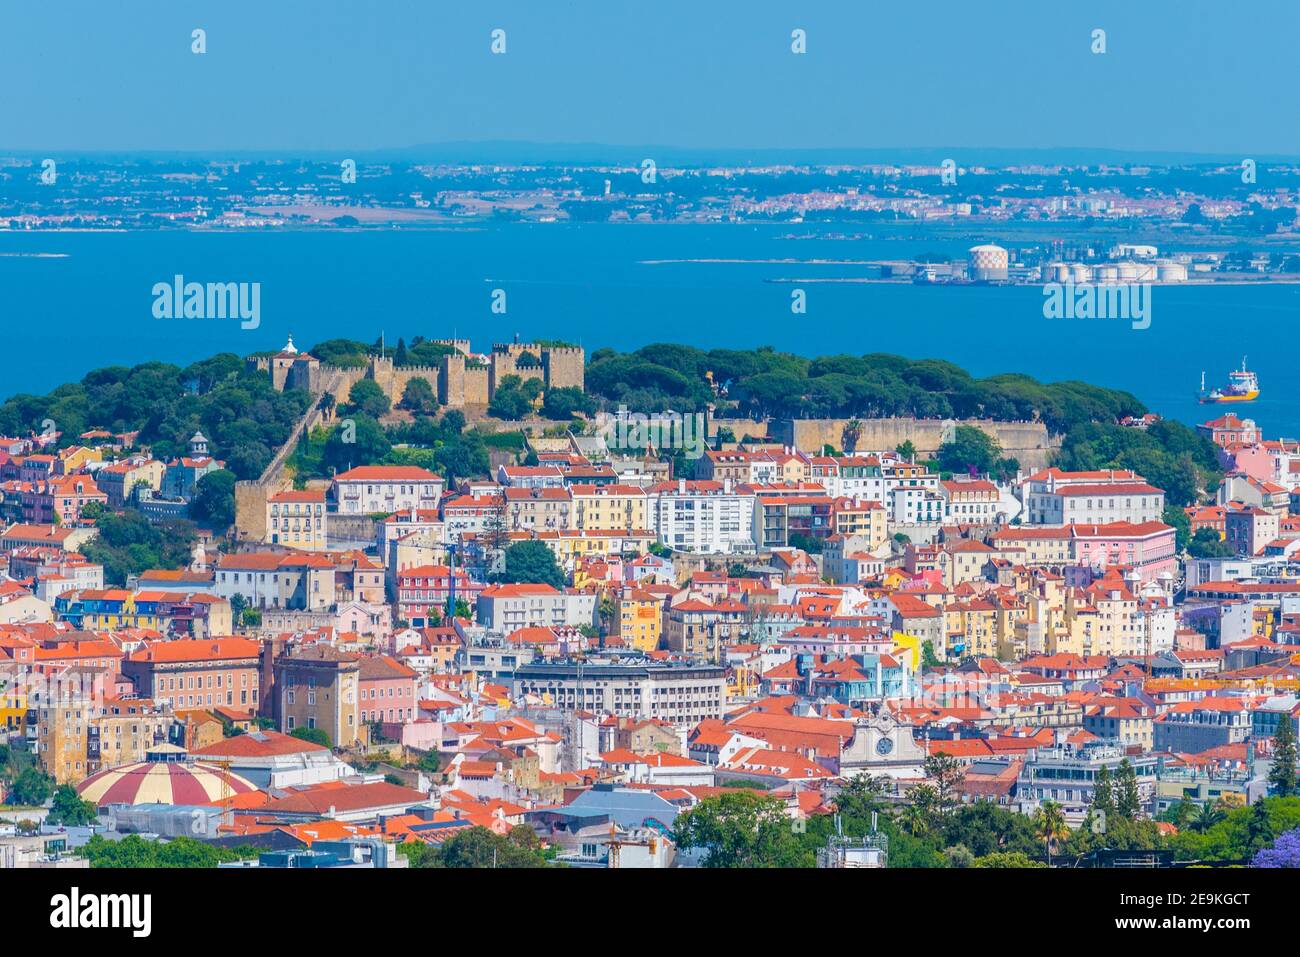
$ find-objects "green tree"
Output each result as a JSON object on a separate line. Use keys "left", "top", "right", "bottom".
{"left": 832, "top": 773, "right": 889, "bottom": 829}
{"left": 497, "top": 540, "right": 566, "bottom": 590}
{"left": 488, "top": 375, "right": 542, "bottom": 421}
{"left": 541, "top": 386, "right": 596, "bottom": 420}
{"left": 79, "top": 834, "right": 259, "bottom": 868}
{"left": 343, "top": 379, "right": 391, "bottom": 419}
{"left": 901, "top": 783, "right": 939, "bottom": 837}
{"left": 1115, "top": 759, "right": 1140, "bottom": 819}
{"left": 787, "top": 532, "right": 823, "bottom": 555}
{"left": 973, "top": 851, "right": 1047, "bottom": 868}
{"left": 1188, "top": 801, "right": 1226, "bottom": 834}
{"left": 895, "top": 440, "right": 916, "bottom": 461}
{"left": 191, "top": 468, "right": 237, "bottom": 531}
{"left": 399, "top": 378, "right": 439, "bottom": 416}
{"left": 1163, "top": 503, "right": 1191, "bottom": 551}
{"left": 1248, "top": 800, "right": 1275, "bottom": 854}
{"left": 924, "top": 752, "right": 965, "bottom": 816}
{"left": 416, "top": 751, "right": 441, "bottom": 774}
{"left": 48, "top": 785, "right": 98, "bottom": 826}
{"left": 1166, "top": 796, "right": 1300, "bottom": 861}
{"left": 921, "top": 640, "right": 942, "bottom": 669}
{"left": 322, "top": 416, "right": 391, "bottom": 474}
{"left": 673, "top": 790, "right": 813, "bottom": 868}
{"left": 1271, "top": 713, "right": 1299, "bottom": 798}
{"left": 10, "top": 767, "right": 53, "bottom": 806}
{"left": 1188, "top": 527, "right": 1235, "bottom": 559}
{"left": 290, "top": 726, "right": 331, "bottom": 748}
{"left": 939, "top": 801, "right": 1040, "bottom": 858}
{"left": 404, "top": 825, "right": 551, "bottom": 868}
{"left": 81, "top": 510, "right": 197, "bottom": 586}
{"left": 936, "top": 426, "right": 1001, "bottom": 476}
{"left": 1033, "top": 800, "right": 1069, "bottom": 865}
{"left": 1092, "top": 764, "right": 1115, "bottom": 816}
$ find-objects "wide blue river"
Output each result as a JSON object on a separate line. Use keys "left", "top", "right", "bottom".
{"left": 0, "top": 223, "right": 1295, "bottom": 436}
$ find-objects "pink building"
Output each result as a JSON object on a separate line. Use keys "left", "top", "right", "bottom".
{"left": 1198, "top": 413, "right": 1262, "bottom": 448}
{"left": 23, "top": 474, "right": 108, "bottom": 526}
{"left": 1070, "top": 521, "right": 1177, "bottom": 582}
{"left": 1222, "top": 443, "right": 1275, "bottom": 484}
{"left": 358, "top": 655, "right": 419, "bottom": 725}
{"left": 396, "top": 564, "right": 485, "bottom": 627}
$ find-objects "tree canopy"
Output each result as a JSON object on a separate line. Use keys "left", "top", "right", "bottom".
{"left": 584, "top": 345, "right": 1145, "bottom": 433}
{"left": 495, "top": 540, "right": 566, "bottom": 589}
{"left": 0, "top": 355, "right": 311, "bottom": 481}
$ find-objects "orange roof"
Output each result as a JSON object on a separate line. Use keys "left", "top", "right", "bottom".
{"left": 129, "top": 637, "right": 260, "bottom": 663}
{"left": 334, "top": 465, "right": 439, "bottom": 481}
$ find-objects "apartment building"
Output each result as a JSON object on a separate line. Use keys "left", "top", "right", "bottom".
{"left": 647, "top": 479, "right": 755, "bottom": 554}
{"left": 512, "top": 659, "right": 727, "bottom": 728}
{"left": 332, "top": 465, "right": 442, "bottom": 516}
{"left": 266, "top": 489, "right": 328, "bottom": 549}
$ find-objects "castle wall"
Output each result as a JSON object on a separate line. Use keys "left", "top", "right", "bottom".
{"left": 387, "top": 367, "right": 441, "bottom": 405}
{"left": 771, "top": 417, "right": 1060, "bottom": 469}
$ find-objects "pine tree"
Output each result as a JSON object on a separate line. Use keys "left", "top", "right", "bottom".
{"left": 1248, "top": 799, "right": 1275, "bottom": 853}
{"left": 394, "top": 338, "right": 409, "bottom": 367}
{"left": 1093, "top": 764, "right": 1115, "bottom": 815}
{"left": 1115, "top": 759, "right": 1140, "bottom": 820}
{"left": 1270, "top": 712, "right": 1299, "bottom": 798}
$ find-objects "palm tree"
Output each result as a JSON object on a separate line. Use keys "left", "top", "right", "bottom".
{"left": 1033, "top": 800, "right": 1069, "bottom": 866}
{"left": 901, "top": 783, "right": 938, "bottom": 838}
{"left": 900, "top": 803, "right": 931, "bottom": 839}
{"left": 598, "top": 596, "right": 617, "bottom": 636}
{"left": 1188, "top": 801, "right": 1226, "bottom": 834}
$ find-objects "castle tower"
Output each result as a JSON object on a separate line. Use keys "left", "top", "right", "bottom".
{"left": 542, "top": 345, "right": 586, "bottom": 391}
{"left": 440, "top": 352, "right": 466, "bottom": 408}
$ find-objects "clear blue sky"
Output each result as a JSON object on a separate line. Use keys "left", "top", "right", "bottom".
{"left": 1, "top": 0, "right": 1295, "bottom": 156}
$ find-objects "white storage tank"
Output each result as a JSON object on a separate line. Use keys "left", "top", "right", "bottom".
{"left": 1068, "top": 262, "right": 1092, "bottom": 282}
{"left": 1156, "top": 261, "right": 1188, "bottom": 282}
{"left": 1131, "top": 261, "right": 1158, "bottom": 282}
{"left": 1094, "top": 264, "right": 1119, "bottom": 283}
{"left": 1045, "top": 262, "right": 1071, "bottom": 282}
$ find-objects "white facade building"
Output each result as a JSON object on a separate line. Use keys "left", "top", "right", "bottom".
{"left": 647, "top": 480, "right": 756, "bottom": 554}
{"left": 332, "top": 465, "right": 443, "bottom": 516}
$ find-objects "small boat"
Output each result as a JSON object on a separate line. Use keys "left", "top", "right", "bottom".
{"left": 1199, "top": 357, "right": 1260, "bottom": 404}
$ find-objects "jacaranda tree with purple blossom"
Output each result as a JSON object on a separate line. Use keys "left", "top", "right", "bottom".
{"left": 1252, "top": 827, "right": 1300, "bottom": 867}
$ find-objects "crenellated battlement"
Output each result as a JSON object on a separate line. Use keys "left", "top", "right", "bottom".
{"left": 264, "top": 334, "right": 585, "bottom": 409}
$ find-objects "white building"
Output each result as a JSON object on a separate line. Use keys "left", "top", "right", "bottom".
{"left": 940, "top": 478, "right": 1003, "bottom": 524}
{"left": 647, "top": 479, "right": 756, "bottom": 554}
{"left": 1020, "top": 469, "right": 1163, "bottom": 526}
{"left": 889, "top": 486, "right": 945, "bottom": 526}
{"left": 332, "top": 465, "right": 442, "bottom": 516}
{"left": 513, "top": 660, "right": 728, "bottom": 728}
{"left": 475, "top": 583, "right": 596, "bottom": 632}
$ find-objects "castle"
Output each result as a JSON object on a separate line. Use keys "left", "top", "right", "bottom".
{"left": 250, "top": 335, "right": 585, "bottom": 408}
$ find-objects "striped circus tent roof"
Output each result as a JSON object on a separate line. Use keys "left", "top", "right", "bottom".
{"left": 76, "top": 760, "right": 259, "bottom": 807}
